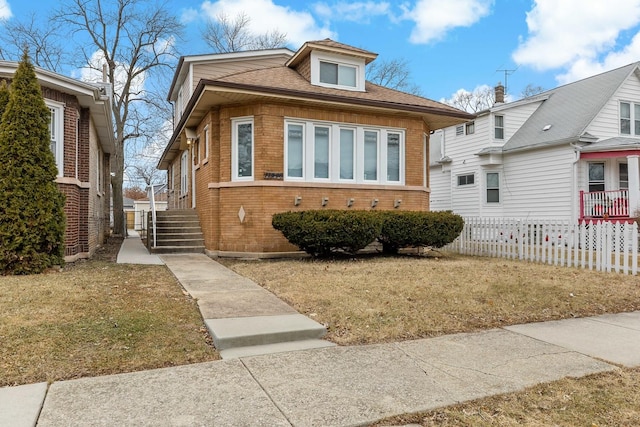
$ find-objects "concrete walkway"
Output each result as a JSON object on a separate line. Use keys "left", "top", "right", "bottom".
{"left": 3, "top": 241, "right": 640, "bottom": 426}
{"left": 116, "top": 229, "right": 164, "bottom": 265}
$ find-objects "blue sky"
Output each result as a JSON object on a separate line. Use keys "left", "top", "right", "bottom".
{"left": 3, "top": 0, "right": 640, "bottom": 104}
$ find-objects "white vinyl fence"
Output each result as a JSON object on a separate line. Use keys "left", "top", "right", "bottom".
{"left": 444, "top": 218, "right": 639, "bottom": 275}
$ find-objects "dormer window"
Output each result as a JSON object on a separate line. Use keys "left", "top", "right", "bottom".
{"left": 310, "top": 51, "right": 365, "bottom": 91}
{"left": 319, "top": 61, "right": 356, "bottom": 87}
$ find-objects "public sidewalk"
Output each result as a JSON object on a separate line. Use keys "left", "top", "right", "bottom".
{"left": 3, "top": 243, "right": 640, "bottom": 426}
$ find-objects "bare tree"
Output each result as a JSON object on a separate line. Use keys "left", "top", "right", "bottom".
{"left": 443, "top": 85, "right": 496, "bottom": 113}
{"left": 366, "top": 58, "right": 422, "bottom": 96}
{"left": 53, "top": 0, "right": 183, "bottom": 236}
{"left": 521, "top": 83, "right": 545, "bottom": 98}
{"left": 0, "top": 13, "right": 66, "bottom": 72}
{"left": 202, "top": 11, "right": 287, "bottom": 53}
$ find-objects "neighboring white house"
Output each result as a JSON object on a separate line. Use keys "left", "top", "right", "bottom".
{"left": 430, "top": 63, "right": 640, "bottom": 223}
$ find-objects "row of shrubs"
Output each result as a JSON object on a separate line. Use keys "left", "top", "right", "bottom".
{"left": 272, "top": 210, "right": 464, "bottom": 257}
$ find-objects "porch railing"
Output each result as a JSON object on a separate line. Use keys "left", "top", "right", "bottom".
{"left": 580, "top": 189, "right": 629, "bottom": 219}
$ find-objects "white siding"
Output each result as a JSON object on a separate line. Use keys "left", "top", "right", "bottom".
{"left": 429, "top": 164, "right": 452, "bottom": 211}
{"left": 588, "top": 72, "right": 640, "bottom": 138}
{"left": 502, "top": 145, "right": 575, "bottom": 220}
{"left": 501, "top": 101, "right": 543, "bottom": 141}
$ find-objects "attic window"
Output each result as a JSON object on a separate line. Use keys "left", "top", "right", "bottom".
{"left": 310, "top": 51, "right": 365, "bottom": 92}
{"left": 319, "top": 61, "right": 356, "bottom": 87}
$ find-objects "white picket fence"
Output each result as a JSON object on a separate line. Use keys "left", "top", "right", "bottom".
{"left": 444, "top": 217, "right": 639, "bottom": 275}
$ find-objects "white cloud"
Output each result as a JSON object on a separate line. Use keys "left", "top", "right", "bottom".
{"left": 201, "top": 0, "right": 334, "bottom": 47}
{"left": 180, "top": 8, "right": 200, "bottom": 24}
{"left": 556, "top": 32, "right": 640, "bottom": 84}
{"left": 75, "top": 51, "right": 146, "bottom": 97}
{"left": 313, "top": 1, "right": 391, "bottom": 23}
{"left": 0, "top": 0, "right": 12, "bottom": 20}
{"left": 403, "top": 0, "right": 493, "bottom": 44}
{"left": 513, "top": 0, "right": 640, "bottom": 71}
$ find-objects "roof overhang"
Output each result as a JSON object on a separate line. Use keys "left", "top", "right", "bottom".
{"left": 158, "top": 80, "right": 474, "bottom": 169}
{"left": 167, "top": 49, "right": 294, "bottom": 102}
{"left": 0, "top": 61, "right": 115, "bottom": 154}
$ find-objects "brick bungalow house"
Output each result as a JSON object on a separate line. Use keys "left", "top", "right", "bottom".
{"left": 157, "top": 39, "right": 473, "bottom": 257}
{"left": 0, "top": 61, "right": 115, "bottom": 261}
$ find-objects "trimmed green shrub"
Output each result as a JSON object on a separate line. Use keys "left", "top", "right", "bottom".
{"left": 0, "top": 80, "right": 9, "bottom": 119}
{"left": 377, "top": 210, "right": 464, "bottom": 254}
{"left": 272, "top": 210, "right": 383, "bottom": 257}
{"left": 0, "top": 53, "right": 66, "bottom": 274}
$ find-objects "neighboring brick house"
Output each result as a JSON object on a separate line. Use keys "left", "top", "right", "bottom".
{"left": 158, "top": 39, "right": 472, "bottom": 256}
{"left": 0, "top": 61, "right": 115, "bottom": 261}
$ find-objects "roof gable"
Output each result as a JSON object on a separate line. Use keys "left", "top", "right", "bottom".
{"left": 503, "top": 62, "right": 639, "bottom": 152}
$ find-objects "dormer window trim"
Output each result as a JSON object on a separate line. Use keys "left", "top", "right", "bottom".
{"left": 310, "top": 51, "right": 365, "bottom": 92}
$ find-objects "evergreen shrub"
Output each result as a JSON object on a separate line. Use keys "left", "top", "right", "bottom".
{"left": 0, "top": 53, "right": 66, "bottom": 274}
{"left": 272, "top": 210, "right": 383, "bottom": 257}
{"left": 377, "top": 210, "right": 464, "bottom": 254}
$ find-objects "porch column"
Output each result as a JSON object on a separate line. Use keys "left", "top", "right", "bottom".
{"left": 628, "top": 155, "right": 640, "bottom": 218}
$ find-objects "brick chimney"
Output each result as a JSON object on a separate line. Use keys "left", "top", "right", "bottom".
{"left": 495, "top": 83, "right": 505, "bottom": 104}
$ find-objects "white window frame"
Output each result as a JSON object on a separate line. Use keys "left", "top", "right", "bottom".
{"left": 313, "top": 124, "right": 331, "bottom": 180}
{"left": 46, "top": 100, "right": 64, "bottom": 177}
{"left": 619, "top": 101, "right": 640, "bottom": 135}
{"left": 204, "top": 125, "right": 210, "bottom": 161}
{"left": 486, "top": 172, "right": 500, "bottom": 204}
{"left": 310, "top": 51, "right": 365, "bottom": 92}
{"left": 232, "top": 117, "right": 254, "bottom": 181}
{"left": 457, "top": 173, "right": 475, "bottom": 186}
{"left": 285, "top": 121, "right": 305, "bottom": 180}
{"left": 494, "top": 115, "right": 504, "bottom": 140}
{"left": 180, "top": 150, "right": 188, "bottom": 195}
{"left": 283, "top": 118, "right": 405, "bottom": 185}
{"left": 362, "top": 129, "right": 379, "bottom": 182}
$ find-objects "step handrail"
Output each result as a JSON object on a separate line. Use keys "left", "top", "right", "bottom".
{"left": 147, "top": 184, "right": 159, "bottom": 248}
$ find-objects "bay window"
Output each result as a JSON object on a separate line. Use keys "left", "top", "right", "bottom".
{"left": 314, "top": 126, "right": 330, "bottom": 179}
{"left": 283, "top": 119, "right": 404, "bottom": 184}
{"left": 339, "top": 128, "right": 355, "bottom": 180}
{"left": 363, "top": 130, "right": 378, "bottom": 181}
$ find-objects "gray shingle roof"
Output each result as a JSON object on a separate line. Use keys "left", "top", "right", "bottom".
{"left": 502, "top": 62, "right": 640, "bottom": 152}
{"left": 580, "top": 136, "right": 640, "bottom": 152}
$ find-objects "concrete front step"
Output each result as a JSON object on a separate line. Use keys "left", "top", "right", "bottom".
{"left": 205, "top": 314, "right": 327, "bottom": 350}
{"left": 150, "top": 245, "right": 205, "bottom": 254}
{"left": 219, "top": 339, "right": 336, "bottom": 359}
{"left": 155, "top": 238, "right": 205, "bottom": 247}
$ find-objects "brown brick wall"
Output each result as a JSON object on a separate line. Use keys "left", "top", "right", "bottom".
{"left": 167, "top": 100, "right": 431, "bottom": 254}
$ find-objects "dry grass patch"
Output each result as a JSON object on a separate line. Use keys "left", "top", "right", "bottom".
{"left": 0, "top": 254, "right": 219, "bottom": 387}
{"left": 221, "top": 253, "right": 640, "bottom": 345}
{"left": 374, "top": 368, "right": 640, "bottom": 426}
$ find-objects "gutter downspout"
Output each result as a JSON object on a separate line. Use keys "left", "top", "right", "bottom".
{"left": 570, "top": 143, "right": 582, "bottom": 222}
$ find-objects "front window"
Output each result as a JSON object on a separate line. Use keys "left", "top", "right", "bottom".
{"left": 387, "top": 132, "right": 401, "bottom": 182}
{"left": 283, "top": 119, "right": 404, "bottom": 185}
{"left": 232, "top": 118, "right": 254, "bottom": 180}
{"left": 204, "top": 126, "right": 210, "bottom": 160}
{"left": 486, "top": 172, "right": 500, "bottom": 203}
{"left": 363, "top": 130, "right": 378, "bottom": 181}
{"left": 588, "top": 162, "right": 605, "bottom": 192}
{"left": 619, "top": 102, "right": 640, "bottom": 135}
{"left": 619, "top": 163, "right": 629, "bottom": 189}
{"left": 494, "top": 115, "right": 504, "bottom": 140}
{"left": 314, "top": 126, "right": 330, "bottom": 179}
{"left": 286, "top": 123, "right": 304, "bottom": 179}
{"left": 339, "top": 128, "right": 355, "bottom": 180}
